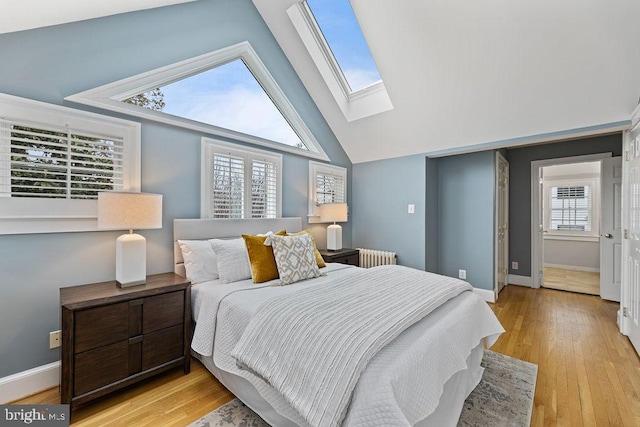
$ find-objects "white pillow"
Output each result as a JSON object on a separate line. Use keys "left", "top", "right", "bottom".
{"left": 270, "top": 233, "right": 323, "bottom": 286}
{"left": 178, "top": 240, "right": 219, "bottom": 284}
{"left": 209, "top": 238, "right": 252, "bottom": 284}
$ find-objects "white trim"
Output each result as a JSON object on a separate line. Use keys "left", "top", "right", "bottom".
{"left": 307, "top": 161, "right": 347, "bottom": 223}
{"left": 66, "top": 42, "right": 329, "bottom": 162}
{"left": 543, "top": 234, "right": 600, "bottom": 242}
{"left": 473, "top": 287, "right": 496, "bottom": 303}
{"left": 543, "top": 263, "right": 600, "bottom": 273}
{"left": 287, "top": 2, "right": 393, "bottom": 122}
{"left": 0, "top": 361, "right": 60, "bottom": 404}
{"left": 508, "top": 274, "right": 534, "bottom": 287}
{"left": 531, "top": 152, "right": 612, "bottom": 289}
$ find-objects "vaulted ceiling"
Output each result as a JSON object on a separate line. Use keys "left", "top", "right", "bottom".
{"left": 254, "top": 0, "right": 640, "bottom": 163}
{"left": 4, "top": 1, "right": 640, "bottom": 164}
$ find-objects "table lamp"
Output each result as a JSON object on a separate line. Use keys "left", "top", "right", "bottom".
{"left": 98, "top": 192, "right": 163, "bottom": 287}
{"left": 318, "top": 203, "right": 348, "bottom": 250}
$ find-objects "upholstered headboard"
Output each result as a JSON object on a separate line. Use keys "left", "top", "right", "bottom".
{"left": 173, "top": 217, "right": 303, "bottom": 277}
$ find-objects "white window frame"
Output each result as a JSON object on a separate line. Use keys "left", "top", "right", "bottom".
{"left": 201, "top": 137, "right": 282, "bottom": 219}
{"left": 66, "top": 41, "right": 330, "bottom": 161}
{"left": 543, "top": 177, "right": 600, "bottom": 241}
{"left": 0, "top": 93, "right": 140, "bottom": 235}
{"left": 287, "top": 1, "right": 393, "bottom": 122}
{"left": 308, "top": 160, "right": 347, "bottom": 222}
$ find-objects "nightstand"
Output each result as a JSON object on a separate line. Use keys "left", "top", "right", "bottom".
{"left": 60, "top": 273, "right": 191, "bottom": 412}
{"left": 319, "top": 248, "right": 359, "bottom": 267}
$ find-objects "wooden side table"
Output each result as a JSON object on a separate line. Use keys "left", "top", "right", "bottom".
{"left": 319, "top": 248, "right": 359, "bottom": 267}
{"left": 60, "top": 273, "right": 191, "bottom": 411}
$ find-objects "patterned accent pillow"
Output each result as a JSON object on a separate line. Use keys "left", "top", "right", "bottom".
{"left": 270, "top": 233, "right": 324, "bottom": 285}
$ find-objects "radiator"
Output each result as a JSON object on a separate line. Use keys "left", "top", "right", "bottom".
{"left": 357, "top": 248, "right": 397, "bottom": 268}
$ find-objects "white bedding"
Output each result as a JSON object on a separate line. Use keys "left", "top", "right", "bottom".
{"left": 191, "top": 264, "right": 504, "bottom": 426}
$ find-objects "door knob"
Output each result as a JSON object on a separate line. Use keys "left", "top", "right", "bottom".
{"left": 602, "top": 233, "right": 613, "bottom": 238}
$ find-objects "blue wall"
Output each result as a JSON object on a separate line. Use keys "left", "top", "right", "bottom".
{"left": 0, "top": 0, "right": 351, "bottom": 378}
{"left": 437, "top": 151, "right": 495, "bottom": 291}
{"left": 352, "top": 155, "right": 426, "bottom": 270}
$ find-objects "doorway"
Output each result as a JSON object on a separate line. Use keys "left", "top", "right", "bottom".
{"left": 531, "top": 153, "right": 612, "bottom": 293}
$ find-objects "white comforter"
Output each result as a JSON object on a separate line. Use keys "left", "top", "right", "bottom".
{"left": 191, "top": 264, "right": 504, "bottom": 426}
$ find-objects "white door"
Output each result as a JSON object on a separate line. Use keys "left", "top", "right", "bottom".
{"left": 537, "top": 166, "right": 545, "bottom": 287}
{"left": 625, "top": 131, "right": 640, "bottom": 353}
{"left": 495, "top": 153, "right": 509, "bottom": 295}
{"left": 600, "top": 157, "right": 622, "bottom": 301}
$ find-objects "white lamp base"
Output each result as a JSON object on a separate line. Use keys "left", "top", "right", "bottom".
{"left": 116, "top": 233, "right": 147, "bottom": 287}
{"left": 326, "top": 224, "right": 343, "bottom": 251}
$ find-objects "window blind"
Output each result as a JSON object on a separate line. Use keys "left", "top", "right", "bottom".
{"left": 316, "top": 172, "right": 345, "bottom": 205}
{"left": 549, "top": 185, "right": 592, "bottom": 232}
{"left": 0, "top": 119, "right": 124, "bottom": 199}
{"left": 251, "top": 158, "right": 278, "bottom": 218}
{"left": 212, "top": 154, "right": 245, "bottom": 218}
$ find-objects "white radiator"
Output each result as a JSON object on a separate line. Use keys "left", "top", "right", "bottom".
{"left": 357, "top": 248, "right": 397, "bottom": 268}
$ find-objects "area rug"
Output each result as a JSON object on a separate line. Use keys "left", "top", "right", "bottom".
{"left": 188, "top": 350, "right": 537, "bottom": 427}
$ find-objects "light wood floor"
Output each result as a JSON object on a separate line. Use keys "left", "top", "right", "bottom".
{"left": 14, "top": 285, "right": 640, "bottom": 426}
{"left": 543, "top": 266, "right": 600, "bottom": 296}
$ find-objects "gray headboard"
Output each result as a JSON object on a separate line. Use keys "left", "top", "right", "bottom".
{"left": 173, "top": 217, "right": 303, "bottom": 277}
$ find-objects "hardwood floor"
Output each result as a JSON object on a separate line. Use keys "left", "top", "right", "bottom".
{"left": 543, "top": 266, "right": 600, "bottom": 295}
{"left": 13, "top": 285, "right": 640, "bottom": 426}
{"left": 491, "top": 285, "right": 640, "bottom": 426}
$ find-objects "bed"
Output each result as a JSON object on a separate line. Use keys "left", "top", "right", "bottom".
{"left": 174, "top": 217, "right": 504, "bottom": 426}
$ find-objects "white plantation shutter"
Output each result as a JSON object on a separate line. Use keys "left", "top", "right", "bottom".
{"left": 212, "top": 154, "right": 245, "bottom": 218}
{"left": 251, "top": 158, "right": 278, "bottom": 218}
{"left": 316, "top": 171, "right": 345, "bottom": 205}
{"left": 202, "top": 138, "right": 281, "bottom": 219}
{"left": 547, "top": 183, "right": 595, "bottom": 233}
{"left": 1, "top": 119, "right": 125, "bottom": 199}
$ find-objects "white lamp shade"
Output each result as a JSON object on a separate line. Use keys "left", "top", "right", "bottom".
{"left": 98, "top": 192, "right": 163, "bottom": 230}
{"left": 318, "top": 203, "right": 348, "bottom": 223}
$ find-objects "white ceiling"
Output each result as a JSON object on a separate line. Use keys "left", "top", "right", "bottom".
{"left": 253, "top": 0, "right": 640, "bottom": 164}
{"left": 3, "top": 1, "right": 639, "bottom": 165}
{"left": 0, "top": 0, "right": 196, "bottom": 35}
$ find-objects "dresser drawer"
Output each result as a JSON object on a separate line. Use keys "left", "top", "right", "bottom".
{"left": 74, "top": 340, "right": 129, "bottom": 395}
{"left": 143, "top": 291, "right": 184, "bottom": 333}
{"left": 142, "top": 324, "right": 184, "bottom": 370}
{"left": 75, "top": 302, "right": 129, "bottom": 353}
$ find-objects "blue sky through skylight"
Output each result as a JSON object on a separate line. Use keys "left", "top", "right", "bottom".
{"left": 306, "top": 0, "right": 382, "bottom": 91}
{"left": 157, "top": 60, "right": 305, "bottom": 148}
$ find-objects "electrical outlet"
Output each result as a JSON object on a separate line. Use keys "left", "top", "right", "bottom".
{"left": 49, "top": 330, "right": 61, "bottom": 349}
{"left": 458, "top": 269, "right": 466, "bottom": 280}
{"left": 512, "top": 261, "right": 519, "bottom": 270}
{"left": 408, "top": 204, "right": 415, "bottom": 214}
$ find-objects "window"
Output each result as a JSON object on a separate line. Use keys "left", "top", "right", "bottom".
{"left": 308, "top": 161, "right": 346, "bottom": 220}
{"left": 201, "top": 138, "right": 281, "bottom": 219}
{"left": 0, "top": 93, "right": 140, "bottom": 234}
{"left": 305, "top": 0, "right": 382, "bottom": 92}
{"left": 287, "top": 1, "right": 393, "bottom": 121}
{"left": 544, "top": 179, "right": 599, "bottom": 238}
{"left": 66, "top": 42, "right": 329, "bottom": 161}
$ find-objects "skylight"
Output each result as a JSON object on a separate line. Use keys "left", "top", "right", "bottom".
{"left": 305, "top": 0, "right": 381, "bottom": 92}
{"left": 125, "top": 59, "right": 307, "bottom": 149}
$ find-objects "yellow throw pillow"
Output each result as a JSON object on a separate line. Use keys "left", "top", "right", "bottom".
{"left": 243, "top": 230, "right": 287, "bottom": 283}
{"left": 287, "top": 229, "right": 326, "bottom": 268}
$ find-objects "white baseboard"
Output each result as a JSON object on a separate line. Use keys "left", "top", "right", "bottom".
{"left": 0, "top": 361, "right": 59, "bottom": 403}
{"left": 544, "top": 263, "right": 600, "bottom": 273}
{"left": 508, "top": 274, "right": 533, "bottom": 287}
{"left": 473, "top": 287, "right": 496, "bottom": 303}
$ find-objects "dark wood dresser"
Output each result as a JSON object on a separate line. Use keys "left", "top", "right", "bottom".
{"left": 60, "top": 273, "right": 191, "bottom": 411}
